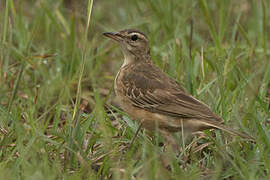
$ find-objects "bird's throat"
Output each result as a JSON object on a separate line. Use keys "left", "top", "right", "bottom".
{"left": 121, "top": 49, "right": 151, "bottom": 67}
{"left": 122, "top": 53, "right": 136, "bottom": 67}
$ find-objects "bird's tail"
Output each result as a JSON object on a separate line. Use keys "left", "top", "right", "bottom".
{"left": 200, "top": 120, "right": 255, "bottom": 142}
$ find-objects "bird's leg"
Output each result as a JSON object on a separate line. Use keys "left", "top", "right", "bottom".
{"left": 160, "top": 130, "right": 181, "bottom": 153}
{"left": 159, "top": 120, "right": 191, "bottom": 168}
{"left": 129, "top": 122, "right": 143, "bottom": 149}
{"left": 158, "top": 130, "right": 180, "bottom": 169}
{"left": 160, "top": 120, "right": 188, "bottom": 153}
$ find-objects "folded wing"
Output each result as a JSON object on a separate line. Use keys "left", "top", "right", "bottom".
{"left": 122, "top": 63, "right": 223, "bottom": 123}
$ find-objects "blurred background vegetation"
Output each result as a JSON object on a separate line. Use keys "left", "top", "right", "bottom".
{"left": 0, "top": 0, "right": 269, "bottom": 179}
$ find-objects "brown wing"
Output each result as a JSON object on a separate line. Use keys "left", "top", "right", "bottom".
{"left": 122, "top": 62, "right": 223, "bottom": 123}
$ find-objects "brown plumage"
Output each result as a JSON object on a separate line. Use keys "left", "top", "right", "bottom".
{"left": 103, "top": 29, "right": 254, "bottom": 146}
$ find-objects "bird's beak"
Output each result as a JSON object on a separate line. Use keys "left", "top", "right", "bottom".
{"left": 103, "top": 32, "right": 123, "bottom": 42}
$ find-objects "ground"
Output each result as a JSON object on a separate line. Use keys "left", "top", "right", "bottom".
{"left": 0, "top": 0, "right": 270, "bottom": 179}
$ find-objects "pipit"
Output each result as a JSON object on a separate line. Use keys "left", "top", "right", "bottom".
{"left": 103, "top": 29, "right": 254, "bottom": 149}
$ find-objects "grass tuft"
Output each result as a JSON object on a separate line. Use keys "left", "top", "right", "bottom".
{"left": 0, "top": 0, "right": 269, "bottom": 179}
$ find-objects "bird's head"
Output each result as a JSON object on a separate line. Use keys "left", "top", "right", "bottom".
{"left": 103, "top": 29, "right": 150, "bottom": 63}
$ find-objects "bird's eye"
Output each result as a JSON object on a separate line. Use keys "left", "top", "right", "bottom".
{"left": 131, "top": 34, "right": 138, "bottom": 41}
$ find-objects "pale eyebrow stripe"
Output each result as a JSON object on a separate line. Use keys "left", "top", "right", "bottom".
{"left": 129, "top": 32, "right": 146, "bottom": 40}
{"left": 126, "top": 29, "right": 146, "bottom": 36}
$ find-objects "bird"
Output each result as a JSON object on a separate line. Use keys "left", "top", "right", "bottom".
{"left": 103, "top": 29, "right": 254, "bottom": 150}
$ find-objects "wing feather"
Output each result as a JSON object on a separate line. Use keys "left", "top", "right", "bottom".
{"left": 122, "top": 63, "right": 222, "bottom": 122}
